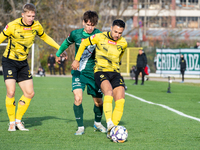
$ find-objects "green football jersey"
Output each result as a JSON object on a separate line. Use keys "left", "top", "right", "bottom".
{"left": 57, "top": 28, "right": 101, "bottom": 72}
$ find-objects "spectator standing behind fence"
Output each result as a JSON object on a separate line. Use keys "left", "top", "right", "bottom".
{"left": 180, "top": 54, "right": 186, "bottom": 83}
{"left": 48, "top": 54, "right": 56, "bottom": 75}
{"left": 194, "top": 41, "right": 200, "bottom": 48}
{"left": 59, "top": 52, "right": 68, "bottom": 75}
{"left": 133, "top": 49, "right": 147, "bottom": 85}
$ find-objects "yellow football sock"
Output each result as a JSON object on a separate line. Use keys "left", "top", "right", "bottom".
{"left": 16, "top": 95, "right": 31, "bottom": 120}
{"left": 112, "top": 99, "right": 125, "bottom": 125}
{"left": 5, "top": 96, "right": 16, "bottom": 122}
{"left": 103, "top": 95, "right": 113, "bottom": 123}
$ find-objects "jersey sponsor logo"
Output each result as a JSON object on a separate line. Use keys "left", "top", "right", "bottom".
{"left": 4, "top": 25, "right": 9, "bottom": 31}
{"left": 23, "top": 27, "right": 32, "bottom": 30}
{"left": 108, "top": 40, "right": 117, "bottom": 45}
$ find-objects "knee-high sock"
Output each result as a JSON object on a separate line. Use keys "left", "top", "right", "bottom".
{"left": 112, "top": 99, "right": 125, "bottom": 125}
{"left": 93, "top": 104, "right": 103, "bottom": 122}
{"left": 73, "top": 103, "right": 84, "bottom": 127}
{"left": 103, "top": 95, "right": 113, "bottom": 123}
{"left": 16, "top": 95, "right": 31, "bottom": 120}
{"left": 6, "top": 96, "right": 16, "bottom": 122}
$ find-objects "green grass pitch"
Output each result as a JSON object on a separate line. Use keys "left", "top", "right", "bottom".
{"left": 0, "top": 76, "right": 200, "bottom": 150}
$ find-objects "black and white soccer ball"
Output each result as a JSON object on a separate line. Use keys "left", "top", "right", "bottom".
{"left": 110, "top": 125, "right": 128, "bottom": 143}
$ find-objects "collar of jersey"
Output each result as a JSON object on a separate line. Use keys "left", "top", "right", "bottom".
{"left": 83, "top": 29, "right": 93, "bottom": 37}
{"left": 20, "top": 18, "right": 34, "bottom": 27}
{"left": 107, "top": 31, "right": 116, "bottom": 41}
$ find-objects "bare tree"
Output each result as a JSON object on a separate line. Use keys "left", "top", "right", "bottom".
{"left": 6, "top": 0, "right": 17, "bottom": 18}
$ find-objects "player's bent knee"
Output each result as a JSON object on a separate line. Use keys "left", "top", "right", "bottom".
{"left": 94, "top": 98, "right": 103, "bottom": 107}
{"left": 24, "top": 91, "right": 35, "bottom": 99}
{"left": 74, "top": 96, "right": 82, "bottom": 105}
{"left": 94, "top": 101, "right": 103, "bottom": 107}
{"left": 104, "top": 90, "right": 113, "bottom": 96}
{"left": 97, "top": 100, "right": 103, "bottom": 107}
{"left": 7, "top": 91, "right": 15, "bottom": 98}
{"left": 29, "top": 92, "right": 35, "bottom": 99}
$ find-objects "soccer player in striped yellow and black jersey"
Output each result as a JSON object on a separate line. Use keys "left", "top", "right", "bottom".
{"left": 0, "top": 3, "right": 60, "bottom": 131}
{"left": 72, "top": 19, "right": 127, "bottom": 139}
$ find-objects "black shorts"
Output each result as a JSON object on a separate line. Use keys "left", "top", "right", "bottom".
{"left": 94, "top": 72, "right": 125, "bottom": 89}
{"left": 2, "top": 56, "right": 32, "bottom": 82}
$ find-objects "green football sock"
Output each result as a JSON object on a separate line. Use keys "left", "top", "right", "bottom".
{"left": 73, "top": 103, "right": 84, "bottom": 127}
{"left": 93, "top": 104, "right": 103, "bottom": 122}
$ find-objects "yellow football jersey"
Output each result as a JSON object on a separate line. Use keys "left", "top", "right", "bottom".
{"left": 0, "top": 18, "right": 59, "bottom": 61}
{"left": 75, "top": 31, "right": 127, "bottom": 73}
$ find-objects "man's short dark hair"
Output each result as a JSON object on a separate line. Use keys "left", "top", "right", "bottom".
{"left": 22, "top": 3, "right": 36, "bottom": 13}
{"left": 112, "top": 19, "right": 125, "bottom": 28}
{"left": 83, "top": 10, "right": 98, "bottom": 26}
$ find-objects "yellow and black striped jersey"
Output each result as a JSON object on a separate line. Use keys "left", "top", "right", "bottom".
{"left": 75, "top": 31, "right": 127, "bottom": 73}
{"left": 0, "top": 18, "right": 60, "bottom": 61}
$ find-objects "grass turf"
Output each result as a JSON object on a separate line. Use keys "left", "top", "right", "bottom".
{"left": 0, "top": 76, "right": 200, "bottom": 150}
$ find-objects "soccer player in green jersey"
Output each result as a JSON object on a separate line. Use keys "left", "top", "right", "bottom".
{"left": 72, "top": 19, "right": 127, "bottom": 139}
{"left": 0, "top": 3, "right": 60, "bottom": 131}
{"left": 55, "top": 11, "right": 106, "bottom": 135}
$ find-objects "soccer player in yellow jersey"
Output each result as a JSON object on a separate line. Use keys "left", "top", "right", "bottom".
{"left": 72, "top": 19, "right": 127, "bottom": 138}
{"left": 0, "top": 3, "right": 60, "bottom": 131}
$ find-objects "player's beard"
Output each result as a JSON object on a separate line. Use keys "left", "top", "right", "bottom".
{"left": 113, "top": 36, "right": 119, "bottom": 40}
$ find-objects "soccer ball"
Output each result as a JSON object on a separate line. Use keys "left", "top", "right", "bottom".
{"left": 110, "top": 125, "right": 128, "bottom": 143}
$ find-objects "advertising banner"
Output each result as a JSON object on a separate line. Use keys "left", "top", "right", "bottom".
{"left": 156, "top": 49, "right": 200, "bottom": 75}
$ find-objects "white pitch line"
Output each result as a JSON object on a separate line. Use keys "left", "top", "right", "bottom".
{"left": 125, "top": 92, "right": 200, "bottom": 122}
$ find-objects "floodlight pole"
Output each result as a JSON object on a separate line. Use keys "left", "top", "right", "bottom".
{"left": 167, "top": 76, "right": 171, "bottom": 93}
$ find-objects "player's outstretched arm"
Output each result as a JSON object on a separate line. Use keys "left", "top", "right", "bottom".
{"left": 56, "top": 40, "right": 70, "bottom": 57}
{"left": 40, "top": 33, "right": 60, "bottom": 50}
{"left": 56, "top": 39, "right": 71, "bottom": 64}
